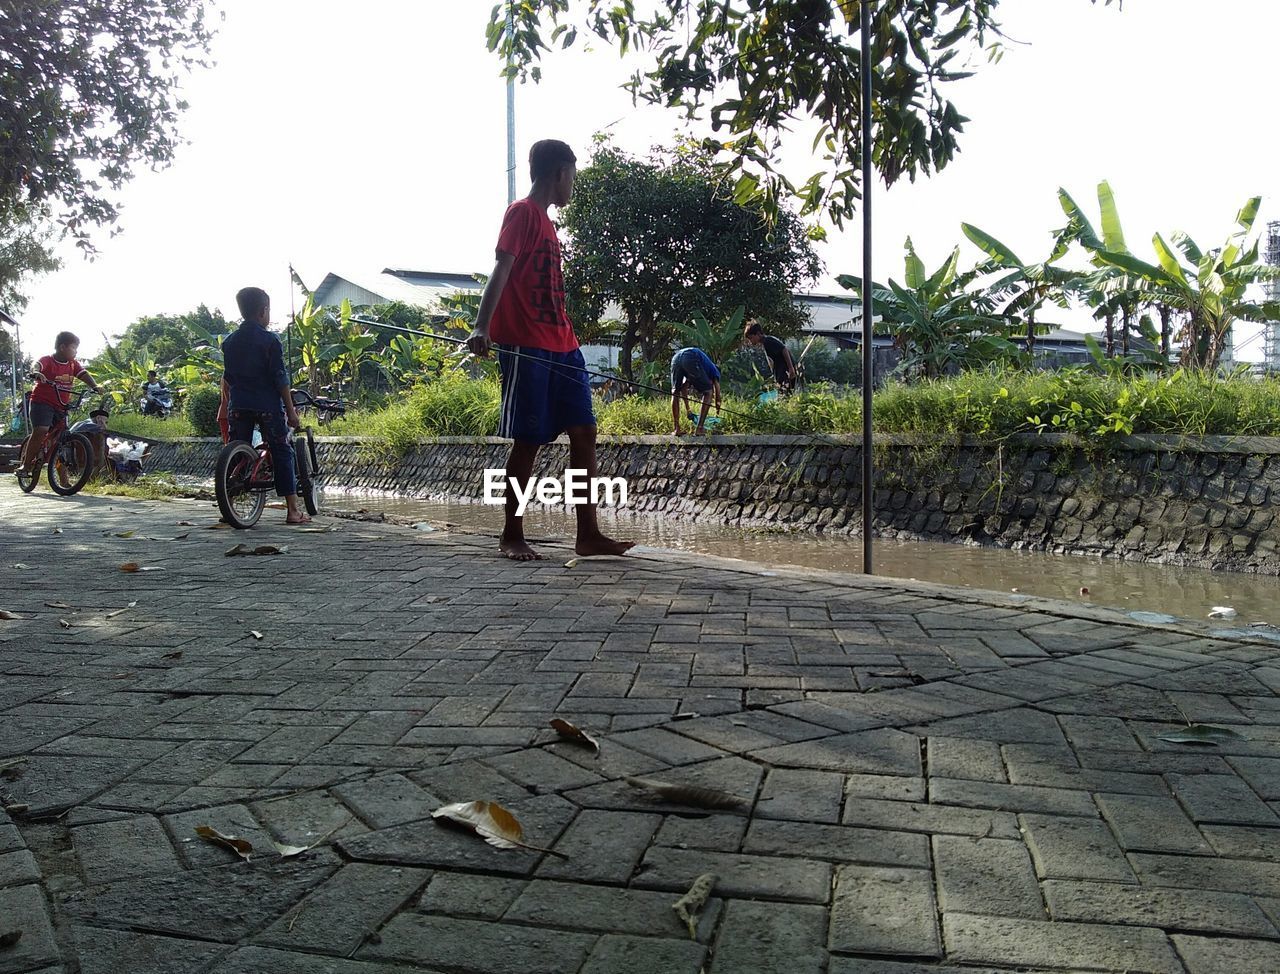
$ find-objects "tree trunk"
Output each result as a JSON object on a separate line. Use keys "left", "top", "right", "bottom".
{"left": 1158, "top": 305, "right": 1171, "bottom": 362}
{"left": 1121, "top": 307, "right": 1130, "bottom": 358}
{"left": 1025, "top": 313, "right": 1036, "bottom": 358}
{"left": 618, "top": 312, "right": 639, "bottom": 383}
{"left": 1105, "top": 312, "right": 1115, "bottom": 358}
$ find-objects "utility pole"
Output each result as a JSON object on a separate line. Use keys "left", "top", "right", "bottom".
{"left": 860, "top": 0, "right": 875, "bottom": 575}
{"left": 506, "top": 4, "right": 517, "bottom": 204}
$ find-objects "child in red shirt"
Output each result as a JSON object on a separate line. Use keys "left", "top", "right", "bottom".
{"left": 467, "top": 140, "right": 632, "bottom": 562}
{"left": 18, "top": 331, "right": 100, "bottom": 477}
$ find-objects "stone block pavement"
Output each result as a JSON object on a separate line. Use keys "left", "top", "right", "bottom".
{"left": 2, "top": 479, "right": 1279, "bottom": 973}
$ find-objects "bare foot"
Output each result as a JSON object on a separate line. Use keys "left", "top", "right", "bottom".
{"left": 575, "top": 533, "right": 636, "bottom": 557}
{"left": 286, "top": 514, "right": 312, "bottom": 525}
{"left": 500, "top": 537, "right": 543, "bottom": 561}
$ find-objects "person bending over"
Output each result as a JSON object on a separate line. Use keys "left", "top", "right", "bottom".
{"left": 221, "top": 286, "right": 309, "bottom": 525}
{"left": 466, "top": 139, "right": 633, "bottom": 562}
{"left": 669, "top": 347, "right": 721, "bottom": 436}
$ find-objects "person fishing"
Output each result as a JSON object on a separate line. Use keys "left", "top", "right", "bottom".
{"left": 670, "top": 346, "right": 721, "bottom": 436}
{"left": 465, "top": 138, "right": 634, "bottom": 562}
{"left": 743, "top": 319, "right": 798, "bottom": 396}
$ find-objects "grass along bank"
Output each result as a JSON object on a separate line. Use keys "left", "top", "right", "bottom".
{"left": 92, "top": 370, "right": 1280, "bottom": 457}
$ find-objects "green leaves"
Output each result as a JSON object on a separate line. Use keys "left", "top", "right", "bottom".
{"left": 487, "top": 2, "right": 1123, "bottom": 227}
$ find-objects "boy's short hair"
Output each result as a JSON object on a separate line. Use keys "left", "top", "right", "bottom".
{"left": 147, "top": 369, "right": 157, "bottom": 376}
{"left": 54, "top": 331, "right": 79, "bottom": 348}
{"left": 236, "top": 287, "right": 270, "bottom": 320}
{"left": 529, "top": 140, "right": 576, "bottom": 183}
{"left": 743, "top": 320, "right": 764, "bottom": 338}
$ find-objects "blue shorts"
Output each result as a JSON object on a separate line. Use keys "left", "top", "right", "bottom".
{"left": 496, "top": 346, "right": 595, "bottom": 445}
{"left": 671, "top": 348, "right": 714, "bottom": 394}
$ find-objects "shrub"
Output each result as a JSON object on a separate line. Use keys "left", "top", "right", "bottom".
{"left": 185, "top": 383, "right": 222, "bottom": 437}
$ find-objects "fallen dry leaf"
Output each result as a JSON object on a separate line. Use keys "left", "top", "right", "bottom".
{"left": 58, "top": 619, "right": 71, "bottom": 629}
{"left": 10, "top": 564, "right": 30, "bottom": 570}
{"left": 104, "top": 601, "right": 138, "bottom": 620}
{"left": 671, "top": 712, "right": 699, "bottom": 721}
{"left": 431, "top": 800, "right": 566, "bottom": 857}
{"left": 3, "top": 804, "right": 29, "bottom": 815}
{"left": 672, "top": 872, "right": 717, "bottom": 939}
{"left": 194, "top": 825, "right": 253, "bottom": 862}
{"left": 250, "top": 630, "right": 264, "bottom": 640}
{"left": 52, "top": 526, "right": 62, "bottom": 534}
{"left": 254, "top": 544, "right": 286, "bottom": 555}
{"left": 0, "top": 610, "right": 19, "bottom": 621}
{"left": 1159, "top": 724, "right": 1247, "bottom": 746}
{"left": 550, "top": 717, "right": 600, "bottom": 753}
{"left": 119, "top": 562, "right": 140, "bottom": 573}
{"left": 161, "top": 651, "right": 183, "bottom": 661}
{"left": 114, "top": 530, "right": 135, "bottom": 538}
{"left": 44, "top": 601, "right": 71, "bottom": 609}
{"left": 177, "top": 520, "right": 194, "bottom": 526}
{"left": 272, "top": 841, "right": 311, "bottom": 859}
{"left": 0, "top": 930, "right": 22, "bottom": 949}
{"left": 109, "top": 672, "right": 134, "bottom": 680}
{"left": 624, "top": 777, "right": 747, "bottom": 810}
{"left": 564, "top": 558, "right": 579, "bottom": 568}
{"left": 138, "top": 566, "right": 165, "bottom": 572}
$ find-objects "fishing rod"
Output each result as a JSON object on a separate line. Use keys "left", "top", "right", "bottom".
{"left": 355, "top": 317, "right": 859, "bottom": 449}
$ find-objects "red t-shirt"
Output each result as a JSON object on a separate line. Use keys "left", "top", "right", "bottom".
{"left": 31, "top": 355, "right": 86, "bottom": 408}
{"left": 489, "top": 198, "right": 578, "bottom": 353}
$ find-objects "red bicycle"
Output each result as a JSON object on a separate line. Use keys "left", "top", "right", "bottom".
{"left": 16, "top": 387, "right": 94, "bottom": 496}
{"left": 213, "top": 390, "right": 345, "bottom": 529}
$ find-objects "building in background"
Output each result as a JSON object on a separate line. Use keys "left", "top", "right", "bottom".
{"left": 1265, "top": 221, "right": 1280, "bottom": 373}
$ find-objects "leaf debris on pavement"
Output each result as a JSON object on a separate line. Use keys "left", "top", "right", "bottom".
{"left": 250, "top": 630, "right": 264, "bottom": 640}
{"left": 161, "top": 651, "right": 183, "bottom": 660}
{"left": 1159, "top": 724, "right": 1247, "bottom": 746}
{"left": 624, "top": 777, "right": 747, "bottom": 810}
{"left": 226, "top": 544, "right": 288, "bottom": 557}
{"left": 44, "top": 601, "right": 71, "bottom": 609}
{"left": 432, "top": 800, "right": 567, "bottom": 857}
{"left": 672, "top": 872, "right": 717, "bottom": 939}
{"left": 58, "top": 619, "right": 71, "bottom": 629}
{"left": 549, "top": 717, "right": 600, "bottom": 753}
{"left": 105, "top": 601, "right": 138, "bottom": 619}
{"left": 0, "top": 930, "right": 22, "bottom": 949}
{"left": 118, "top": 562, "right": 140, "bottom": 573}
{"left": 194, "top": 825, "right": 254, "bottom": 862}
{"left": 0, "top": 610, "right": 19, "bottom": 621}
{"left": 10, "top": 564, "right": 30, "bottom": 570}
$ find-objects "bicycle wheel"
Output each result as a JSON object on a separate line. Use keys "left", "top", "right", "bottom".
{"left": 216, "top": 441, "right": 267, "bottom": 529}
{"left": 295, "top": 430, "right": 319, "bottom": 516}
{"left": 15, "top": 436, "right": 39, "bottom": 492}
{"left": 48, "top": 433, "right": 93, "bottom": 496}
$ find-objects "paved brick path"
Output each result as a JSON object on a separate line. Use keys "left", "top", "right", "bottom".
{"left": 2, "top": 480, "right": 1279, "bottom": 973}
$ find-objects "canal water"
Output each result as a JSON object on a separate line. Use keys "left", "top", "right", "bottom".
{"left": 320, "top": 490, "right": 1280, "bottom": 627}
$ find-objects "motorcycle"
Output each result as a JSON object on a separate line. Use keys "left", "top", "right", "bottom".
{"left": 139, "top": 387, "right": 174, "bottom": 419}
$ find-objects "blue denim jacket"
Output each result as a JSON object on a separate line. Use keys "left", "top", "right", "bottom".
{"left": 222, "top": 321, "right": 290, "bottom": 413}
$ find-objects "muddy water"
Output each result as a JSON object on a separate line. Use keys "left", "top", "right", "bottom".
{"left": 320, "top": 491, "right": 1280, "bottom": 627}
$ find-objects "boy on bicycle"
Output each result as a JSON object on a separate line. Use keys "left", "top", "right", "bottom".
{"left": 17, "top": 331, "right": 101, "bottom": 478}
{"left": 220, "top": 286, "right": 309, "bottom": 525}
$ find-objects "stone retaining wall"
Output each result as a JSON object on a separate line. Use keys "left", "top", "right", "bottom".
{"left": 142, "top": 433, "right": 1280, "bottom": 574}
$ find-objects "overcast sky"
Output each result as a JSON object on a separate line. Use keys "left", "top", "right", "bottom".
{"left": 11, "top": 0, "right": 1280, "bottom": 360}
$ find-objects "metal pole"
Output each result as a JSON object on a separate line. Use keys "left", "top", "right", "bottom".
{"left": 860, "top": 0, "right": 874, "bottom": 575}
{"left": 506, "top": 4, "right": 517, "bottom": 204}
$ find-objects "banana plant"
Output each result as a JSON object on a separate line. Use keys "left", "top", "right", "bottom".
{"left": 962, "top": 222, "right": 1083, "bottom": 358}
{"left": 838, "top": 238, "right": 1013, "bottom": 380}
{"left": 1059, "top": 181, "right": 1169, "bottom": 364}
{"left": 1091, "top": 197, "right": 1280, "bottom": 370}
{"left": 671, "top": 305, "right": 747, "bottom": 365}
{"left": 321, "top": 299, "right": 378, "bottom": 399}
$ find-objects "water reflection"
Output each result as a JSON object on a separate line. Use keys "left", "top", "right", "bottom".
{"left": 322, "top": 491, "right": 1280, "bottom": 626}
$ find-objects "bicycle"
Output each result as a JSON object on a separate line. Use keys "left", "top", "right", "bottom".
{"left": 213, "top": 390, "right": 345, "bottom": 529}
{"left": 16, "top": 387, "right": 95, "bottom": 496}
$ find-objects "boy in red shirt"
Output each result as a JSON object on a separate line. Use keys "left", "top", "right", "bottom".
{"left": 18, "top": 331, "right": 100, "bottom": 476}
{"left": 467, "top": 140, "right": 633, "bottom": 561}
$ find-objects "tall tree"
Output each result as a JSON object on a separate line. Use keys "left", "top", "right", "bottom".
{"left": 560, "top": 141, "right": 821, "bottom": 379}
{"left": 489, "top": 1, "right": 1119, "bottom": 225}
{"left": 110, "top": 305, "right": 232, "bottom": 367}
{"left": 0, "top": 1, "right": 216, "bottom": 303}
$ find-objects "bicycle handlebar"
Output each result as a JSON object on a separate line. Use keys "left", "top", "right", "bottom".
{"left": 290, "top": 389, "right": 347, "bottom": 416}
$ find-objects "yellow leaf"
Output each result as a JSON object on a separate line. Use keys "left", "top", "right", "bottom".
{"left": 114, "top": 531, "right": 135, "bottom": 538}
{"left": 194, "top": 825, "right": 254, "bottom": 862}
{"left": 672, "top": 872, "right": 717, "bottom": 939}
{"left": 432, "top": 800, "right": 526, "bottom": 851}
{"left": 550, "top": 717, "right": 600, "bottom": 753}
